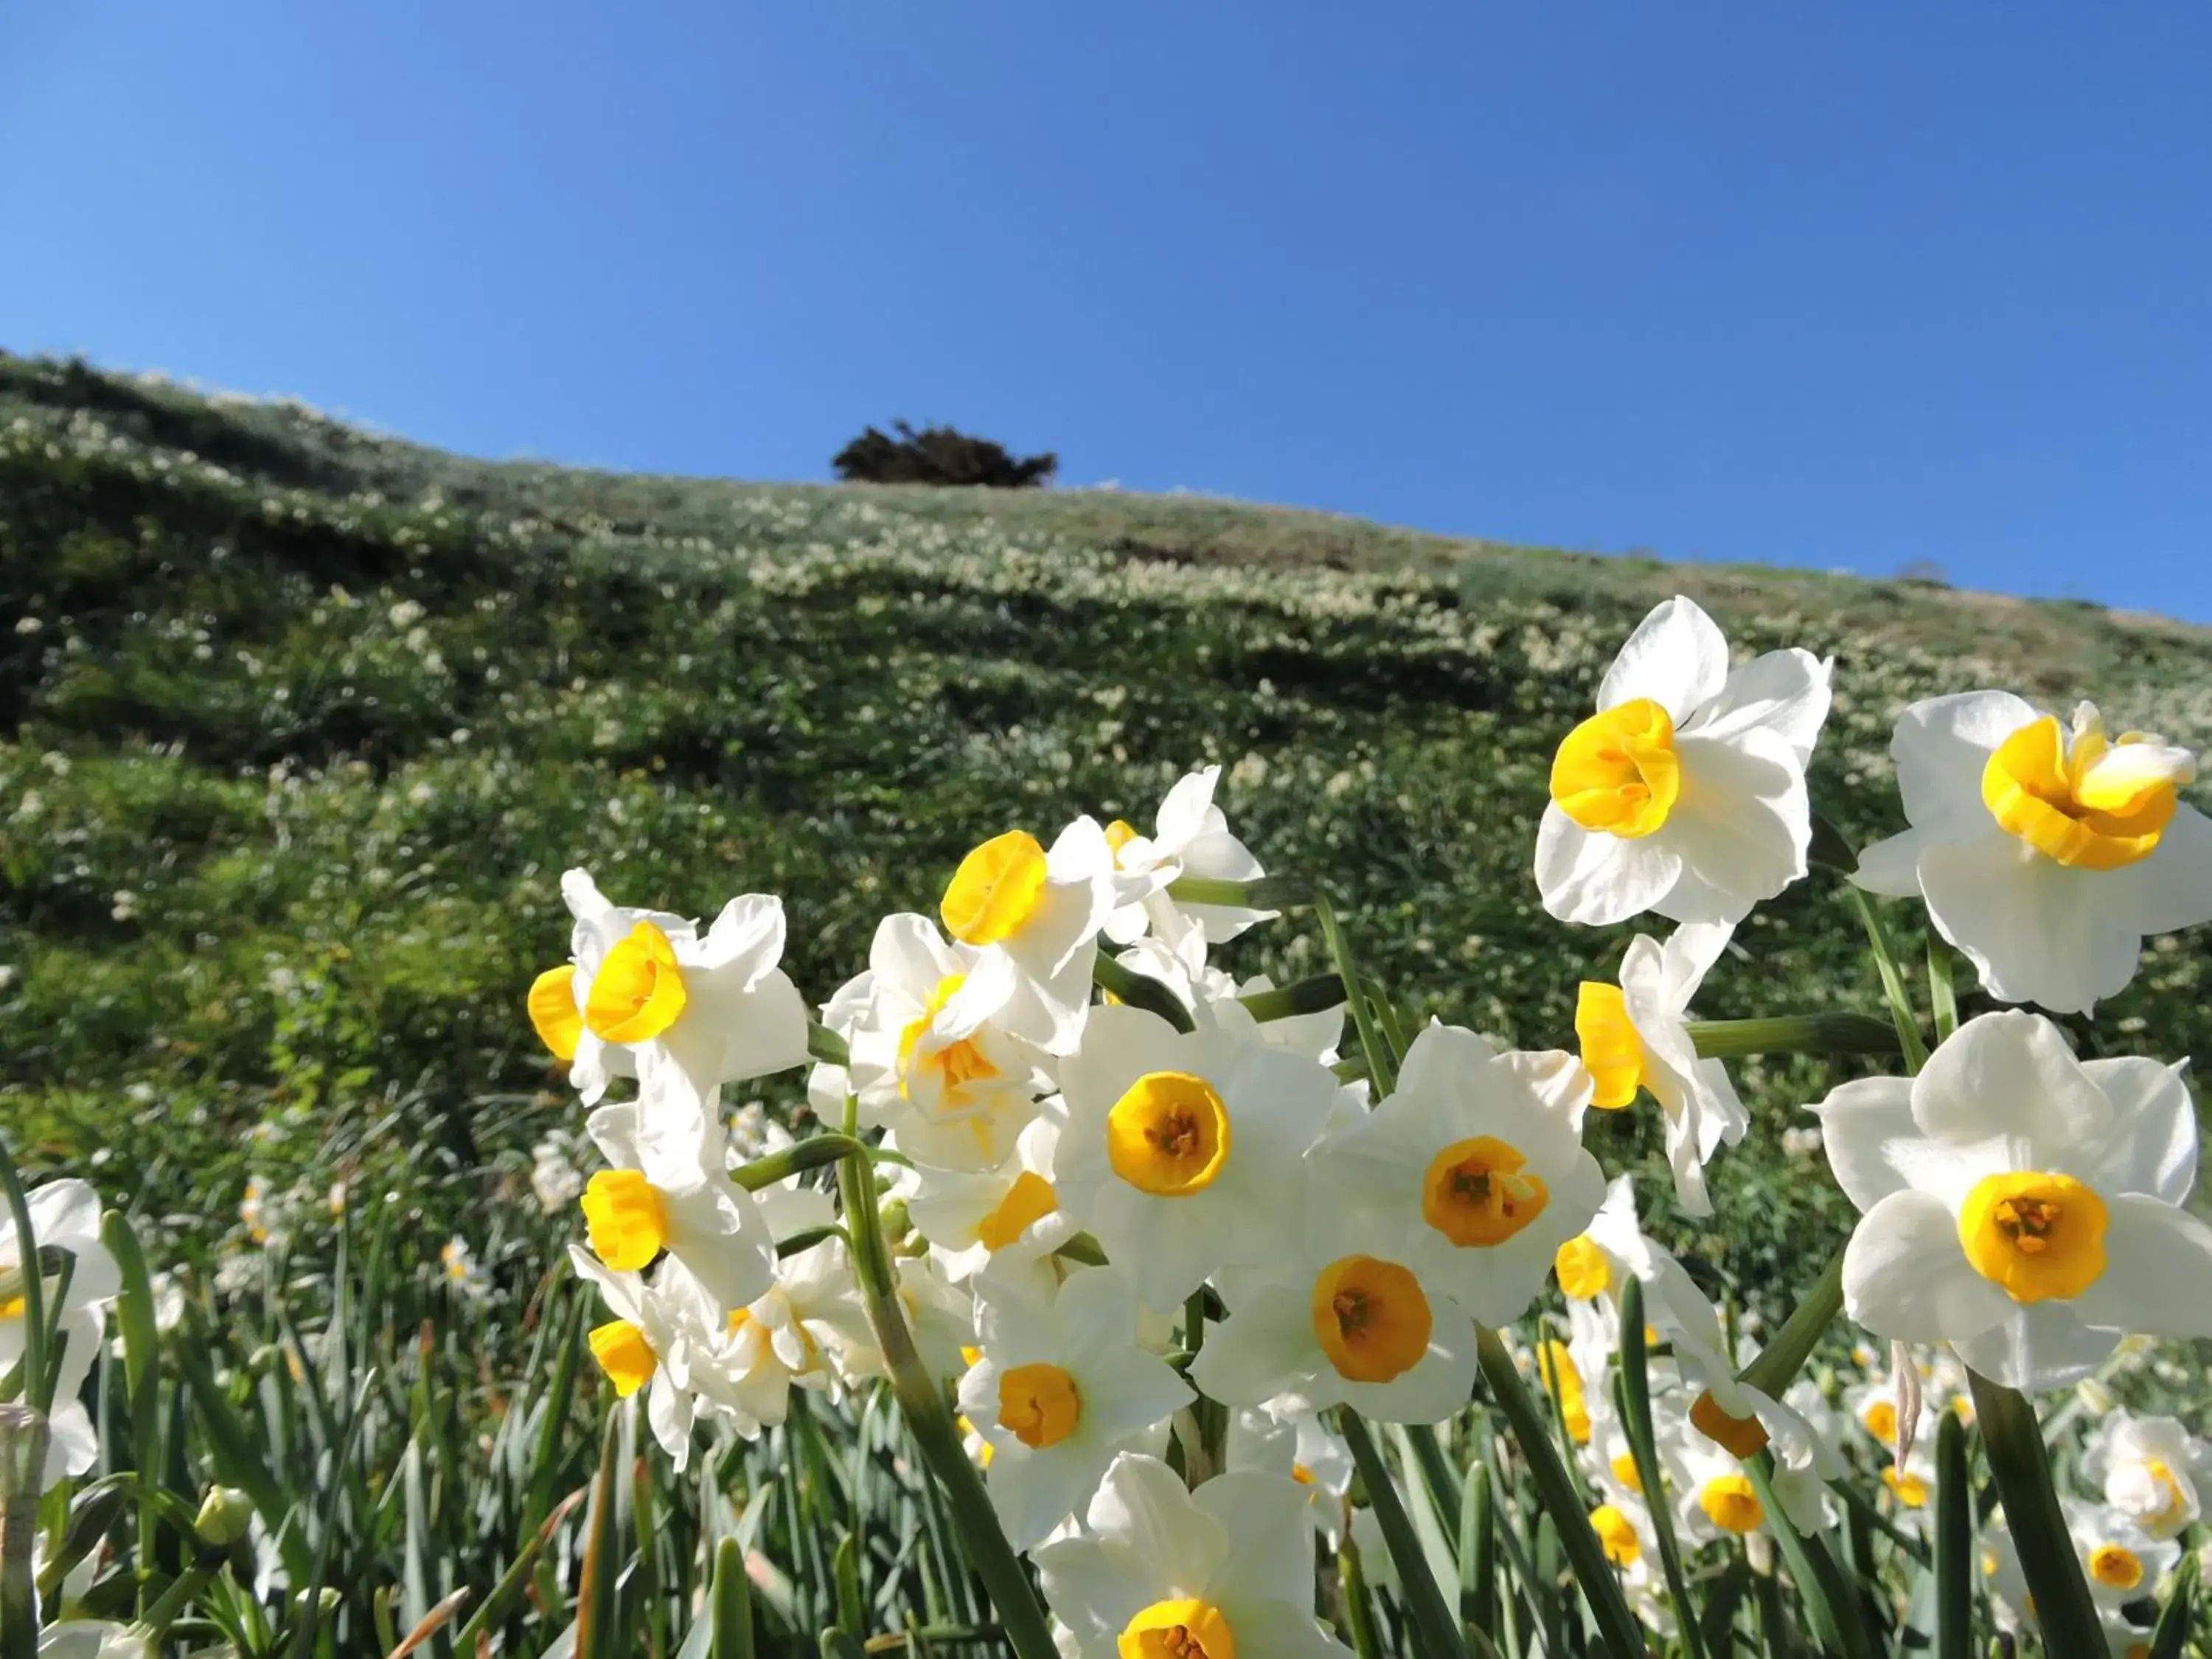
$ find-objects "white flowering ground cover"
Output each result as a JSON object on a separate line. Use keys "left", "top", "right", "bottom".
{"left": 4, "top": 353, "right": 2212, "bottom": 1656}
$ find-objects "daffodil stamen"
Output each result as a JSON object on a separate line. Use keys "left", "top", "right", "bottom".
{"left": 1958, "top": 1171, "right": 2108, "bottom": 1302}
{"left": 1422, "top": 1135, "right": 1550, "bottom": 1246}
{"left": 1119, "top": 1598, "right": 1237, "bottom": 1659}
{"left": 1310, "top": 1256, "right": 1431, "bottom": 1384}
{"left": 1107, "top": 1071, "right": 1233, "bottom": 1197}
{"left": 1981, "top": 711, "right": 2192, "bottom": 872}
{"left": 997, "top": 1362, "right": 1082, "bottom": 1450}
{"left": 1699, "top": 1474, "right": 1764, "bottom": 1534}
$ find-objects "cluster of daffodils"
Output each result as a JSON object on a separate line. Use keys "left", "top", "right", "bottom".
{"left": 521, "top": 596, "right": 2212, "bottom": 1652}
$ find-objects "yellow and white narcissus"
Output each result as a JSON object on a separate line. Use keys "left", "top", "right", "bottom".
{"left": 2082, "top": 1411, "right": 2211, "bottom": 1540}
{"left": 1574, "top": 922, "right": 1747, "bottom": 1216}
{"left": 1313, "top": 1024, "right": 1606, "bottom": 1326}
{"left": 936, "top": 818, "right": 1120, "bottom": 1053}
{"left": 1983, "top": 1499, "right": 2183, "bottom": 1630}
{"left": 1054, "top": 1005, "right": 1340, "bottom": 1311}
{"left": 1112, "top": 931, "right": 1346, "bottom": 1062}
{"left": 528, "top": 870, "right": 810, "bottom": 1107}
{"left": 1031, "top": 1453, "right": 1355, "bottom": 1659}
{"left": 1817, "top": 1009, "right": 2212, "bottom": 1391}
{"left": 579, "top": 1096, "right": 777, "bottom": 1314}
{"left": 894, "top": 1109, "right": 1077, "bottom": 1295}
{"left": 0, "top": 1180, "right": 119, "bottom": 1489}
{"left": 1554, "top": 1175, "right": 1726, "bottom": 1363}
{"left": 830, "top": 914, "right": 1056, "bottom": 1172}
{"left": 954, "top": 1267, "right": 1195, "bottom": 1551}
{"left": 1102, "top": 765, "right": 1273, "bottom": 950}
{"left": 1537, "top": 596, "right": 1832, "bottom": 928}
{"left": 569, "top": 1245, "right": 723, "bottom": 1467}
{"left": 1852, "top": 693, "right": 2212, "bottom": 1014}
{"left": 1191, "top": 1200, "right": 1480, "bottom": 1426}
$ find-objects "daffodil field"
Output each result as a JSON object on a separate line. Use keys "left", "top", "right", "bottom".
{"left": 6, "top": 358, "right": 2212, "bottom": 1657}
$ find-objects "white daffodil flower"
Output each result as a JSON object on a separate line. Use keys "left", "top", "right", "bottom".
{"left": 1818, "top": 1009, "right": 2212, "bottom": 1391}
{"left": 1587, "top": 1493, "right": 1662, "bottom": 1587}
{"left": 1102, "top": 765, "right": 1273, "bottom": 949}
{"left": 1573, "top": 922, "right": 1747, "bottom": 1215}
{"left": 1, "top": 1180, "right": 120, "bottom": 1490}
{"left": 935, "top": 818, "right": 1119, "bottom": 1053}
{"left": 1056, "top": 1005, "right": 1338, "bottom": 1311}
{"left": 835, "top": 914, "right": 1056, "bottom": 1172}
{"left": 1191, "top": 1201, "right": 1480, "bottom": 1426}
{"left": 1537, "top": 596, "right": 1832, "bottom": 928}
{"left": 1660, "top": 1397, "right": 1834, "bottom": 1546}
{"left": 2059, "top": 1498, "right": 2184, "bottom": 1613}
{"left": 568, "top": 1245, "right": 720, "bottom": 1468}
{"left": 896, "top": 1109, "right": 1077, "bottom": 1293}
{"left": 1315, "top": 1024, "right": 1606, "bottom": 1326}
{"left": 1224, "top": 1404, "right": 1356, "bottom": 1544}
{"left": 1852, "top": 692, "right": 2212, "bottom": 1014}
{"left": 1032, "top": 1453, "right": 1354, "bottom": 1659}
{"left": 706, "top": 1185, "right": 877, "bottom": 1433}
{"left": 1552, "top": 1174, "right": 1724, "bottom": 1357}
{"left": 579, "top": 1096, "right": 778, "bottom": 1314}
{"left": 2083, "top": 1411, "right": 2211, "bottom": 1539}
{"left": 955, "top": 1267, "right": 1194, "bottom": 1551}
{"left": 529, "top": 869, "right": 810, "bottom": 1107}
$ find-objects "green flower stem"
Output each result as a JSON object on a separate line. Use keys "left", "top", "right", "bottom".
{"left": 1932, "top": 1408, "right": 1972, "bottom": 1659}
{"left": 1338, "top": 1409, "right": 1470, "bottom": 1659}
{"left": 1235, "top": 974, "right": 1347, "bottom": 1022}
{"left": 2150, "top": 1549, "right": 2198, "bottom": 1659}
{"left": 1472, "top": 1327, "right": 1651, "bottom": 1658}
{"left": 836, "top": 1150, "right": 1059, "bottom": 1659}
{"left": 1163, "top": 874, "right": 1312, "bottom": 911}
{"left": 0, "top": 1136, "right": 47, "bottom": 1416}
{"left": 1966, "top": 1369, "right": 2106, "bottom": 1659}
{"left": 1615, "top": 1281, "right": 1708, "bottom": 1659}
{"left": 1090, "top": 956, "right": 1196, "bottom": 1034}
{"left": 1741, "top": 1453, "right": 1874, "bottom": 1659}
{"left": 1733, "top": 1252, "right": 1844, "bottom": 1402}
{"left": 732, "top": 1134, "right": 872, "bottom": 1192}
{"left": 809, "top": 1022, "right": 852, "bottom": 1069}
{"left": 1846, "top": 888, "right": 1930, "bottom": 1073}
{"left": 0, "top": 1406, "right": 48, "bottom": 1659}
{"left": 1684, "top": 1014, "right": 1902, "bottom": 1059}
{"left": 1313, "top": 891, "right": 1397, "bottom": 1096}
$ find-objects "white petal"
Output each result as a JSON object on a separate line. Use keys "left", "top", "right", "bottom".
{"left": 1687, "top": 647, "right": 1833, "bottom": 763}
{"left": 1955, "top": 1301, "right": 2120, "bottom": 1394}
{"left": 1189, "top": 1285, "right": 1328, "bottom": 1408}
{"left": 1657, "top": 728, "right": 1809, "bottom": 923}
{"left": 1916, "top": 836, "right": 2143, "bottom": 1016}
{"left": 1913, "top": 1011, "right": 2111, "bottom": 1164}
{"left": 1841, "top": 1191, "right": 2012, "bottom": 1345}
{"left": 1154, "top": 767, "right": 1222, "bottom": 852}
{"left": 693, "top": 894, "right": 787, "bottom": 983}
{"left": 990, "top": 1441, "right": 1114, "bottom": 1553}
{"left": 871, "top": 913, "right": 956, "bottom": 996}
{"left": 2079, "top": 1058, "right": 2199, "bottom": 1204}
{"left": 2109, "top": 801, "right": 2212, "bottom": 936}
{"left": 1597, "top": 597, "right": 1731, "bottom": 723}
{"left": 1222, "top": 1602, "right": 1355, "bottom": 1659}
{"left": 1084, "top": 1452, "right": 1230, "bottom": 1586}
{"left": 1812, "top": 1075, "right": 1926, "bottom": 1211}
{"left": 1849, "top": 831, "right": 1927, "bottom": 899}
{"left": 1888, "top": 691, "right": 2039, "bottom": 835}
{"left": 1029, "top": 1534, "right": 1152, "bottom": 1652}
{"left": 1657, "top": 921, "right": 1733, "bottom": 1008}
{"left": 1534, "top": 804, "right": 1683, "bottom": 927}
{"left": 2067, "top": 1197, "right": 2212, "bottom": 1341}
{"left": 1196, "top": 1470, "right": 1323, "bottom": 1615}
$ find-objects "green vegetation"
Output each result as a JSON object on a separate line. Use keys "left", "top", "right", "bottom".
{"left": 5, "top": 349, "right": 2208, "bottom": 1291}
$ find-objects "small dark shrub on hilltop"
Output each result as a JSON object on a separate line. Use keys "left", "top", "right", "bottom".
{"left": 832, "top": 419, "right": 1057, "bottom": 488}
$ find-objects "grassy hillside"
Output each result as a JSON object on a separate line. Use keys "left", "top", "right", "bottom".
{"left": 4, "top": 349, "right": 2209, "bottom": 1296}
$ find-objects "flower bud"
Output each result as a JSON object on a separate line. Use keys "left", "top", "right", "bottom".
{"left": 2073, "top": 1377, "right": 2117, "bottom": 1419}
{"left": 193, "top": 1486, "right": 255, "bottom": 1547}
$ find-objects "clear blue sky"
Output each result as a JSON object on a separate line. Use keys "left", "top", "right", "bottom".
{"left": 6, "top": 4, "right": 2209, "bottom": 619}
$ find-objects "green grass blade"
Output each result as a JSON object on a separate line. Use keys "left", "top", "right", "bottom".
{"left": 2150, "top": 1548, "right": 2198, "bottom": 1659}
{"left": 1615, "top": 1280, "right": 1706, "bottom": 1659}
{"left": 1456, "top": 1459, "right": 1495, "bottom": 1636}
{"left": 1931, "top": 1408, "right": 1972, "bottom": 1659}
{"left": 1966, "top": 1370, "right": 2107, "bottom": 1659}
{"left": 576, "top": 1405, "right": 627, "bottom": 1659}
{"left": 1472, "top": 1326, "right": 1649, "bottom": 1658}
{"left": 171, "top": 1310, "right": 313, "bottom": 1585}
{"left": 284, "top": 1368, "right": 379, "bottom": 1659}
{"left": 1339, "top": 1408, "right": 1470, "bottom": 1659}
{"left": 712, "top": 1534, "right": 757, "bottom": 1659}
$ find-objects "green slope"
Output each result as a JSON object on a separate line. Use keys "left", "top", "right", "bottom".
{"left": 4, "top": 351, "right": 2207, "bottom": 1293}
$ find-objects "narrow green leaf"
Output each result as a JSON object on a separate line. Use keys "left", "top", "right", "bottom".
{"left": 1734, "top": 1252, "right": 1845, "bottom": 1404}
{"left": 2149, "top": 1548, "right": 2197, "bottom": 1659}
{"left": 1926, "top": 939, "right": 1960, "bottom": 1043}
{"left": 1846, "top": 887, "right": 1930, "bottom": 1072}
{"left": 1472, "top": 1326, "right": 1649, "bottom": 1658}
{"left": 1234, "top": 974, "right": 1346, "bottom": 1022}
{"left": 1932, "top": 1409, "right": 1972, "bottom": 1659}
{"left": 1966, "top": 1370, "right": 2107, "bottom": 1659}
{"left": 1313, "top": 893, "right": 1396, "bottom": 1095}
{"left": 171, "top": 1313, "right": 313, "bottom": 1585}
{"left": 0, "top": 1135, "right": 47, "bottom": 1416}
{"left": 1685, "top": 1013, "right": 1902, "bottom": 1059}
{"left": 1340, "top": 1409, "right": 1470, "bottom": 1659}
{"left": 284, "top": 1370, "right": 378, "bottom": 1659}
{"left": 1457, "top": 1461, "right": 1495, "bottom": 1636}
{"left": 576, "top": 1405, "right": 626, "bottom": 1659}
{"left": 1616, "top": 1280, "right": 1707, "bottom": 1659}
{"left": 712, "top": 1534, "right": 758, "bottom": 1659}
{"left": 834, "top": 1530, "right": 865, "bottom": 1638}
{"left": 1742, "top": 1453, "right": 1877, "bottom": 1659}
{"left": 1338, "top": 1548, "right": 1385, "bottom": 1659}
